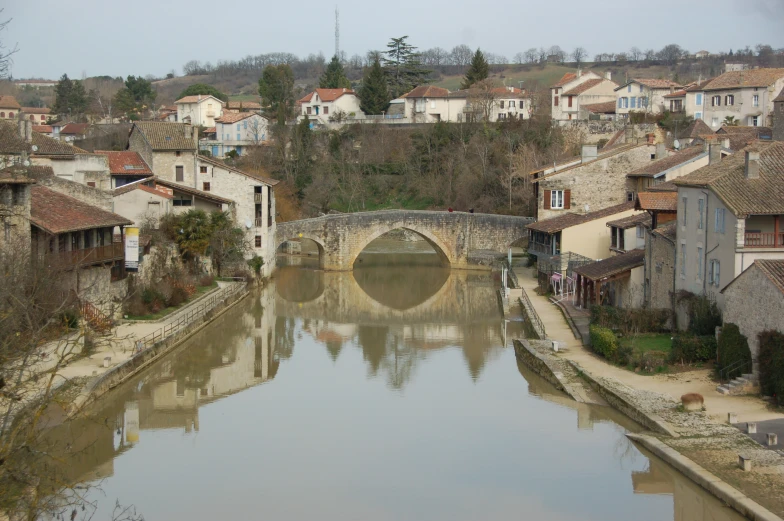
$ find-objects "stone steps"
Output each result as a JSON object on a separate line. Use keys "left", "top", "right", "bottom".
{"left": 717, "top": 373, "right": 760, "bottom": 395}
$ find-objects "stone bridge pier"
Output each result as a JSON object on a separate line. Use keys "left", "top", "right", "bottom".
{"left": 275, "top": 210, "right": 533, "bottom": 271}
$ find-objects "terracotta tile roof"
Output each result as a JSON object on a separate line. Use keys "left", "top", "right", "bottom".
{"left": 132, "top": 121, "right": 197, "bottom": 150}
{"left": 531, "top": 143, "right": 642, "bottom": 183}
{"left": 175, "top": 95, "right": 225, "bottom": 104}
{"left": 552, "top": 73, "right": 577, "bottom": 88}
{"left": 203, "top": 126, "right": 216, "bottom": 134}
{"left": 0, "top": 119, "right": 80, "bottom": 156}
{"left": 685, "top": 79, "right": 712, "bottom": 92}
{"left": 574, "top": 248, "right": 645, "bottom": 281}
{"left": 401, "top": 86, "right": 450, "bottom": 98}
{"left": 31, "top": 185, "right": 132, "bottom": 234}
{"left": 775, "top": 88, "right": 784, "bottom": 103}
{"left": 583, "top": 101, "right": 616, "bottom": 114}
{"left": 615, "top": 79, "right": 682, "bottom": 91}
{"left": 0, "top": 95, "right": 21, "bottom": 109}
{"left": 111, "top": 176, "right": 155, "bottom": 196}
{"left": 153, "top": 178, "right": 235, "bottom": 205}
{"left": 649, "top": 181, "right": 678, "bottom": 192}
{"left": 32, "top": 125, "right": 52, "bottom": 133}
{"left": 751, "top": 260, "right": 784, "bottom": 294}
{"left": 214, "top": 111, "right": 260, "bottom": 124}
{"left": 299, "top": 88, "right": 356, "bottom": 103}
{"left": 112, "top": 178, "right": 173, "bottom": 199}
{"left": 59, "top": 123, "right": 89, "bottom": 135}
{"left": 652, "top": 223, "right": 677, "bottom": 240}
{"left": 227, "top": 100, "right": 261, "bottom": 110}
{"left": 562, "top": 78, "right": 604, "bottom": 96}
{"left": 703, "top": 68, "right": 784, "bottom": 91}
{"left": 606, "top": 212, "right": 652, "bottom": 229}
{"left": 683, "top": 119, "right": 713, "bottom": 139}
{"left": 197, "top": 155, "right": 279, "bottom": 186}
{"left": 526, "top": 202, "right": 636, "bottom": 234}
{"left": 490, "top": 86, "right": 526, "bottom": 98}
{"left": 22, "top": 107, "right": 51, "bottom": 114}
{"left": 626, "top": 146, "right": 706, "bottom": 178}
{"left": 674, "top": 140, "right": 784, "bottom": 216}
{"left": 636, "top": 191, "right": 678, "bottom": 211}
{"left": 94, "top": 150, "right": 153, "bottom": 176}
{"left": 664, "top": 90, "right": 687, "bottom": 99}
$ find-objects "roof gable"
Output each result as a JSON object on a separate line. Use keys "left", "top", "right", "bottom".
{"left": 703, "top": 68, "right": 784, "bottom": 91}
{"left": 615, "top": 79, "right": 682, "bottom": 91}
{"left": 31, "top": 185, "right": 131, "bottom": 234}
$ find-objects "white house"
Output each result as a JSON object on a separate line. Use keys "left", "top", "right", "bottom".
{"left": 550, "top": 71, "right": 617, "bottom": 122}
{"left": 298, "top": 88, "right": 364, "bottom": 125}
{"left": 663, "top": 79, "right": 711, "bottom": 120}
{"left": 401, "top": 85, "right": 530, "bottom": 123}
{"left": 202, "top": 112, "right": 269, "bottom": 157}
{"left": 175, "top": 95, "right": 225, "bottom": 127}
{"left": 614, "top": 79, "right": 683, "bottom": 118}
{"left": 701, "top": 68, "right": 784, "bottom": 129}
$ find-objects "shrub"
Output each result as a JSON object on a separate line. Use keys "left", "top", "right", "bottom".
{"left": 590, "top": 324, "right": 618, "bottom": 360}
{"left": 689, "top": 295, "right": 722, "bottom": 336}
{"left": 758, "top": 330, "right": 784, "bottom": 403}
{"left": 247, "top": 255, "right": 265, "bottom": 276}
{"left": 125, "top": 296, "right": 149, "bottom": 317}
{"left": 717, "top": 323, "right": 752, "bottom": 380}
{"left": 590, "top": 306, "right": 671, "bottom": 335}
{"left": 641, "top": 350, "right": 667, "bottom": 372}
{"left": 670, "top": 334, "right": 717, "bottom": 364}
{"left": 198, "top": 274, "right": 215, "bottom": 287}
{"left": 616, "top": 343, "right": 635, "bottom": 366}
{"left": 167, "top": 286, "right": 189, "bottom": 307}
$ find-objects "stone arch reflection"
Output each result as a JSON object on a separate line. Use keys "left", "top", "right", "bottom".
{"left": 275, "top": 264, "right": 325, "bottom": 303}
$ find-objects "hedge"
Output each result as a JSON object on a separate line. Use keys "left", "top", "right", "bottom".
{"left": 758, "top": 330, "right": 784, "bottom": 404}
{"left": 717, "top": 323, "right": 752, "bottom": 380}
{"left": 590, "top": 306, "right": 671, "bottom": 335}
{"left": 590, "top": 324, "right": 618, "bottom": 360}
{"left": 670, "top": 334, "right": 717, "bottom": 364}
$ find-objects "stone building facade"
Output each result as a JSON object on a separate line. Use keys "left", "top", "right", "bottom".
{"left": 128, "top": 122, "right": 199, "bottom": 188}
{"left": 644, "top": 224, "right": 677, "bottom": 310}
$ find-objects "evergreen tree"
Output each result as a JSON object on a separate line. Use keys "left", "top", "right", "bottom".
{"left": 113, "top": 75, "right": 156, "bottom": 118}
{"left": 359, "top": 56, "right": 391, "bottom": 115}
{"left": 178, "top": 83, "right": 228, "bottom": 102}
{"left": 319, "top": 55, "right": 351, "bottom": 89}
{"left": 52, "top": 74, "right": 88, "bottom": 116}
{"left": 461, "top": 49, "right": 489, "bottom": 90}
{"left": 382, "top": 36, "right": 431, "bottom": 98}
{"left": 258, "top": 64, "right": 295, "bottom": 122}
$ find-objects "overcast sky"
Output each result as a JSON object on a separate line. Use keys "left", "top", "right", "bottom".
{"left": 4, "top": 0, "right": 784, "bottom": 79}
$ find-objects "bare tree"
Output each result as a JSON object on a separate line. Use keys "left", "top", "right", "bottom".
{"left": 643, "top": 49, "right": 656, "bottom": 62}
{"left": 450, "top": 44, "right": 473, "bottom": 68}
{"left": 524, "top": 48, "right": 538, "bottom": 64}
{"left": 466, "top": 79, "right": 500, "bottom": 123}
{"left": 547, "top": 45, "right": 566, "bottom": 63}
{"left": 514, "top": 52, "right": 525, "bottom": 65}
{"left": 0, "top": 10, "right": 18, "bottom": 80}
{"left": 571, "top": 47, "right": 588, "bottom": 68}
{"left": 629, "top": 47, "right": 642, "bottom": 62}
{"left": 537, "top": 47, "right": 548, "bottom": 64}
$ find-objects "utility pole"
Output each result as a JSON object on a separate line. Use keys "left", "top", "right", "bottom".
{"left": 334, "top": 6, "right": 340, "bottom": 59}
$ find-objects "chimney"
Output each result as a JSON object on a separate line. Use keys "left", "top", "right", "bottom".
{"left": 185, "top": 125, "right": 192, "bottom": 139}
{"left": 604, "top": 71, "right": 612, "bottom": 81}
{"left": 669, "top": 85, "right": 675, "bottom": 94}
{"left": 581, "top": 144, "right": 598, "bottom": 162}
{"left": 656, "top": 142, "right": 666, "bottom": 160}
{"left": 723, "top": 138, "right": 730, "bottom": 149}
{"left": 24, "top": 120, "right": 32, "bottom": 144}
{"left": 707, "top": 136, "right": 722, "bottom": 164}
{"left": 745, "top": 149, "right": 760, "bottom": 179}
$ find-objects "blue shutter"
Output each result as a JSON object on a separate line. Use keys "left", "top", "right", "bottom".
{"left": 631, "top": 97, "right": 636, "bottom": 108}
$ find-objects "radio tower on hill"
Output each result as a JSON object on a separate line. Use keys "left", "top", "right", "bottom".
{"left": 334, "top": 6, "right": 340, "bottom": 59}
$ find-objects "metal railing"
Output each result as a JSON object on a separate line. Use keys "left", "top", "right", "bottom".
{"left": 519, "top": 285, "right": 546, "bottom": 340}
{"left": 135, "top": 281, "right": 247, "bottom": 352}
{"left": 719, "top": 358, "right": 752, "bottom": 383}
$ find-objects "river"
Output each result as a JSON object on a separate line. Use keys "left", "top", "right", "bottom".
{"left": 45, "top": 241, "right": 745, "bottom": 521}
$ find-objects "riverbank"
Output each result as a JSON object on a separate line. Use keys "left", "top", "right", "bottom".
{"left": 511, "top": 265, "right": 784, "bottom": 519}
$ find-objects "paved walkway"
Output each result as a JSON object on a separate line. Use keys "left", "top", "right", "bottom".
{"left": 513, "top": 266, "right": 784, "bottom": 424}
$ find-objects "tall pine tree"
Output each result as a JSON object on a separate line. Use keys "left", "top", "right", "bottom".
{"left": 359, "top": 56, "right": 391, "bottom": 115}
{"left": 52, "top": 74, "right": 88, "bottom": 116}
{"left": 382, "top": 36, "right": 431, "bottom": 98}
{"left": 461, "top": 49, "right": 489, "bottom": 89}
{"left": 319, "top": 55, "right": 351, "bottom": 89}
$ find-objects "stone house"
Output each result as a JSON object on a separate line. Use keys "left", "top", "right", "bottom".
{"left": 635, "top": 184, "right": 679, "bottom": 309}
{"left": 614, "top": 79, "right": 683, "bottom": 118}
{"left": 203, "top": 112, "right": 269, "bottom": 157}
{"left": 128, "top": 121, "right": 199, "bottom": 187}
{"left": 673, "top": 140, "right": 784, "bottom": 311}
{"left": 626, "top": 141, "right": 722, "bottom": 194}
{"left": 550, "top": 70, "right": 611, "bottom": 121}
{"left": 299, "top": 88, "right": 364, "bottom": 124}
{"left": 0, "top": 95, "right": 21, "bottom": 120}
{"left": 721, "top": 259, "right": 784, "bottom": 369}
{"left": 95, "top": 150, "right": 154, "bottom": 188}
{"left": 776, "top": 89, "right": 784, "bottom": 142}
{"left": 662, "top": 79, "right": 711, "bottom": 121}
{"left": 678, "top": 119, "right": 714, "bottom": 147}
{"left": 0, "top": 166, "right": 35, "bottom": 251}
{"left": 532, "top": 142, "right": 659, "bottom": 221}
{"left": 701, "top": 68, "right": 784, "bottom": 129}
{"left": 555, "top": 74, "right": 617, "bottom": 122}
{"left": 401, "top": 86, "right": 455, "bottom": 123}
{"left": 175, "top": 95, "right": 225, "bottom": 127}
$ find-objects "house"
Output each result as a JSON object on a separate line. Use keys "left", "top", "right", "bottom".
{"left": 22, "top": 107, "right": 51, "bottom": 124}
{"left": 204, "top": 112, "right": 268, "bottom": 157}
{"left": 155, "top": 177, "right": 233, "bottom": 214}
{"left": 715, "top": 125, "right": 773, "bottom": 149}
{"left": 701, "top": 68, "right": 784, "bottom": 129}
{"left": 673, "top": 140, "right": 784, "bottom": 311}
{"left": 635, "top": 184, "right": 679, "bottom": 309}
{"left": 58, "top": 123, "right": 90, "bottom": 142}
{"left": 94, "top": 150, "right": 154, "bottom": 188}
{"left": 574, "top": 249, "right": 646, "bottom": 309}
{"left": 722, "top": 260, "right": 784, "bottom": 370}
{"left": 299, "top": 88, "right": 364, "bottom": 124}
{"left": 626, "top": 140, "right": 725, "bottom": 194}
{"left": 531, "top": 142, "right": 659, "bottom": 221}
{"left": 128, "top": 121, "right": 199, "bottom": 187}
{"left": 614, "top": 79, "right": 683, "bottom": 117}
{"left": 775, "top": 89, "right": 784, "bottom": 142}
{"left": 0, "top": 96, "right": 21, "bottom": 120}
{"left": 225, "top": 100, "right": 261, "bottom": 113}
{"left": 175, "top": 95, "right": 225, "bottom": 127}
{"left": 663, "top": 79, "right": 711, "bottom": 120}
{"left": 487, "top": 86, "right": 529, "bottom": 121}
{"left": 582, "top": 101, "right": 617, "bottom": 120}
{"left": 695, "top": 51, "right": 710, "bottom": 59}
{"left": 32, "top": 125, "right": 53, "bottom": 137}
{"left": 551, "top": 71, "right": 617, "bottom": 122}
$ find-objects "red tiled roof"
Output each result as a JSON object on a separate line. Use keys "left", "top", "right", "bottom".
{"left": 214, "top": 111, "right": 260, "bottom": 124}
{"left": 22, "top": 107, "right": 51, "bottom": 114}
{"left": 32, "top": 125, "right": 53, "bottom": 133}
{"left": 175, "top": 95, "right": 225, "bottom": 104}
{"left": 703, "top": 68, "right": 784, "bottom": 91}
{"left": 299, "top": 88, "right": 357, "bottom": 103}
{"left": 583, "top": 101, "right": 616, "bottom": 114}
{"left": 683, "top": 119, "right": 713, "bottom": 138}
{"left": 59, "top": 123, "right": 89, "bottom": 135}
{"left": 31, "top": 185, "right": 132, "bottom": 234}
{"left": 574, "top": 248, "right": 645, "bottom": 281}
{"left": 400, "top": 86, "right": 450, "bottom": 99}
{"left": 227, "top": 100, "right": 261, "bottom": 110}
{"left": 94, "top": 150, "right": 153, "bottom": 176}
{"left": 552, "top": 73, "right": 577, "bottom": 88}
{"left": 664, "top": 90, "right": 687, "bottom": 99}
{"left": 562, "top": 78, "right": 604, "bottom": 96}
{"left": 0, "top": 95, "right": 21, "bottom": 109}
{"left": 636, "top": 191, "right": 677, "bottom": 211}
{"left": 203, "top": 126, "right": 216, "bottom": 134}
{"left": 652, "top": 223, "right": 677, "bottom": 240}
{"left": 526, "top": 202, "right": 636, "bottom": 234}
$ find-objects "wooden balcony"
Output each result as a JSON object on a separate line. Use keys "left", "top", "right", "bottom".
{"left": 744, "top": 232, "right": 784, "bottom": 248}
{"left": 45, "top": 243, "right": 124, "bottom": 269}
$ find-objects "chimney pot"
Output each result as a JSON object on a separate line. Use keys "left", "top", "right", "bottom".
{"left": 745, "top": 150, "right": 760, "bottom": 179}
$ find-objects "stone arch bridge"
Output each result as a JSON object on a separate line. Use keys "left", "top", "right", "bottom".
{"left": 275, "top": 210, "right": 533, "bottom": 271}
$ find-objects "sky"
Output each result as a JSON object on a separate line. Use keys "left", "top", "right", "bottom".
{"left": 3, "top": 0, "right": 784, "bottom": 80}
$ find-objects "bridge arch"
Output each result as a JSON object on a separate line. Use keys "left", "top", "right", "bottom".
{"left": 349, "top": 225, "right": 451, "bottom": 268}
{"left": 276, "top": 234, "right": 327, "bottom": 268}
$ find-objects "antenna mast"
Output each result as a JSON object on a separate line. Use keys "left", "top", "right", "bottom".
{"left": 334, "top": 6, "right": 340, "bottom": 59}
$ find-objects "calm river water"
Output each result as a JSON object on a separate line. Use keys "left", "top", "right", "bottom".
{"left": 51, "top": 241, "right": 745, "bottom": 521}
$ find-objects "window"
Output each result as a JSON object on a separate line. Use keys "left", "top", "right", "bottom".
{"left": 681, "top": 197, "right": 687, "bottom": 227}
{"left": 8, "top": 112, "right": 12, "bottom": 118}
{"left": 237, "top": 133, "right": 241, "bottom": 140}
{"left": 696, "top": 93, "right": 703, "bottom": 106}
{"left": 628, "top": 85, "right": 632, "bottom": 93}
{"left": 617, "top": 98, "right": 622, "bottom": 108}
{"left": 626, "top": 191, "right": 635, "bottom": 202}
{"left": 639, "top": 84, "right": 644, "bottom": 93}
{"left": 307, "top": 107, "right": 312, "bottom": 115}
{"left": 173, "top": 198, "right": 192, "bottom": 207}
{"left": 236, "top": 123, "right": 240, "bottom": 131}
{"left": 695, "top": 111, "right": 702, "bottom": 120}
{"left": 753, "top": 94, "right": 759, "bottom": 107}
{"left": 176, "top": 166, "right": 184, "bottom": 182}
{"left": 623, "top": 98, "right": 629, "bottom": 109}
{"left": 714, "top": 208, "right": 725, "bottom": 233}
{"left": 509, "top": 100, "right": 515, "bottom": 108}
{"left": 554, "top": 96, "right": 559, "bottom": 107}
{"left": 711, "top": 117, "right": 719, "bottom": 127}
{"left": 725, "top": 95, "right": 734, "bottom": 106}
{"left": 500, "top": 100, "right": 505, "bottom": 109}
{"left": 712, "top": 95, "right": 720, "bottom": 107}
{"left": 176, "top": 151, "right": 181, "bottom": 157}
{"left": 255, "top": 235, "right": 262, "bottom": 247}
{"left": 244, "top": 121, "right": 248, "bottom": 129}
{"left": 203, "top": 182, "right": 210, "bottom": 191}
{"left": 87, "top": 182, "right": 96, "bottom": 188}
{"left": 200, "top": 166, "right": 207, "bottom": 174}
{"left": 751, "top": 115, "right": 759, "bottom": 127}
{"left": 11, "top": 186, "right": 24, "bottom": 206}
{"left": 697, "top": 198, "right": 704, "bottom": 230}
{"left": 680, "top": 244, "right": 686, "bottom": 277}
{"left": 551, "top": 190, "right": 564, "bottom": 209}
{"left": 640, "top": 97, "right": 648, "bottom": 108}
{"left": 696, "top": 247, "right": 703, "bottom": 280}
{"left": 709, "top": 259, "right": 721, "bottom": 287}
{"left": 0, "top": 112, "right": 4, "bottom": 118}
{"left": 630, "top": 97, "right": 636, "bottom": 109}
{"left": 636, "top": 224, "right": 645, "bottom": 239}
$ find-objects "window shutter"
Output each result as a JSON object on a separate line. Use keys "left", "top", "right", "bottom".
{"left": 543, "top": 190, "right": 551, "bottom": 210}
{"left": 564, "top": 190, "right": 571, "bottom": 209}
{"left": 715, "top": 261, "right": 720, "bottom": 287}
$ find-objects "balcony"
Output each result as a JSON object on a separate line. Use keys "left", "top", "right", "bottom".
{"left": 744, "top": 232, "right": 784, "bottom": 248}
{"left": 44, "top": 243, "right": 124, "bottom": 269}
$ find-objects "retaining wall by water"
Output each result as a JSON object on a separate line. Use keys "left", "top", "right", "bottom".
{"left": 513, "top": 339, "right": 567, "bottom": 394}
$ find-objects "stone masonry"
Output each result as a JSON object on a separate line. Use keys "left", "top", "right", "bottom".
{"left": 276, "top": 210, "right": 533, "bottom": 271}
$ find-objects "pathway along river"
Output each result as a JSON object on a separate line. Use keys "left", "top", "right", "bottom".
{"left": 45, "top": 241, "right": 745, "bottom": 521}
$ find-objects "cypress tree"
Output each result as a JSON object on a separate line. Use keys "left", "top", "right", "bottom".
{"left": 359, "top": 56, "right": 391, "bottom": 115}
{"left": 319, "top": 55, "right": 351, "bottom": 89}
{"left": 461, "top": 49, "right": 489, "bottom": 90}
